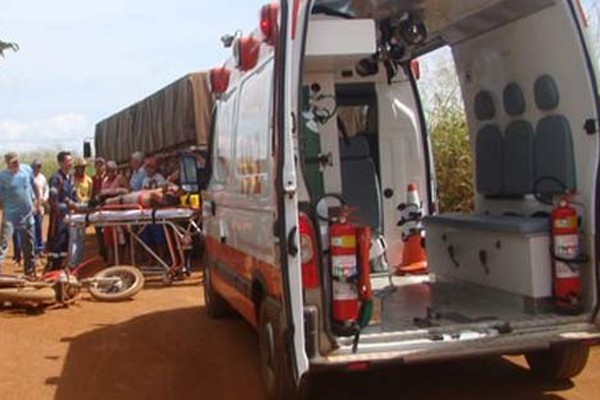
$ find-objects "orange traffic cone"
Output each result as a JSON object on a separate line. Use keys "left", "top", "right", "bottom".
{"left": 396, "top": 183, "right": 428, "bottom": 275}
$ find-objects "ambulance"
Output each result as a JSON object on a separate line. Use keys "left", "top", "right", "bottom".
{"left": 201, "top": 1, "right": 600, "bottom": 398}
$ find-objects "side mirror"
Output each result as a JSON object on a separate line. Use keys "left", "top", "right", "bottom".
{"left": 83, "top": 141, "right": 92, "bottom": 159}
{"left": 179, "top": 153, "right": 210, "bottom": 193}
{"left": 180, "top": 153, "right": 199, "bottom": 193}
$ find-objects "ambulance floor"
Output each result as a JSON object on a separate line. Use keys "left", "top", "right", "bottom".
{"left": 365, "top": 275, "right": 588, "bottom": 334}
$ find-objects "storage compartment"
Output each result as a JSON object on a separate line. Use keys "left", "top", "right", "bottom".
{"left": 424, "top": 214, "right": 553, "bottom": 308}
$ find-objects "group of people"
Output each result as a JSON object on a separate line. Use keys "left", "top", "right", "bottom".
{"left": 0, "top": 149, "right": 169, "bottom": 276}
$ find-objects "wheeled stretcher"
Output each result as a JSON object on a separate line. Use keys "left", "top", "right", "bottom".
{"left": 66, "top": 205, "right": 203, "bottom": 284}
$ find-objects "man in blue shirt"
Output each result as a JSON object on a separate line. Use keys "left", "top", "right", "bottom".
{"left": 129, "top": 151, "right": 147, "bottom": 191}
{"left": 0, "top": 152, "right": 39, "bottom": 276}
{"left": 47, "top": 151, "right": 76, "bottom": 271}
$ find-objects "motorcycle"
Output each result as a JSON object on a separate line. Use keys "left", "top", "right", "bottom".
{"left": 0, "top": 256, "right": 145, "bottom": 308}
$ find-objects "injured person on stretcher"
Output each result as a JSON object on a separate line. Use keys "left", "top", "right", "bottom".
{"left": 91, "top": 184, "right": 183, "bottom": 209}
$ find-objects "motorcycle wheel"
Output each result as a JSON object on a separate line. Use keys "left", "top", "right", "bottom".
{"left": 87, "top": 265, "right": 145, "bottom": 302}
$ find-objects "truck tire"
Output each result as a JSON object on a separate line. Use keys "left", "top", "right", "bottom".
{"left": 203, "top": 266, "right": 232, "bottom": 318}
{"left": 88, "top": 266, "right": 145, "bottom": 302}
{"left": 525, "top": 343, "right": 590, "bottom": 380}
{"left": 258, "top": 301, "right": 304, "bottom": 400}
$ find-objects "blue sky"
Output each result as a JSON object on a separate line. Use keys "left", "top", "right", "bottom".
{"left": 0, "top": 0, "right": 265, "bottom": 152}
{"left": 0, "top": 0, "right": 597, "bottom": 153}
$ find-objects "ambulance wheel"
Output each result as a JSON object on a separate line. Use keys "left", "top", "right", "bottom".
{"left": 203, "top": 266, "right": 231, "bottom": 318}
{"left": 258, "top": 301, "right": 304, "bottom": 400}
{"left": 525, "top": 342, "right": 590, "bottom": 380}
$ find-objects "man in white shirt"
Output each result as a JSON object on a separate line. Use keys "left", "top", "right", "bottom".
{"left": 141, "top": 158, "right": 165, "bottom": 190}
{"left": 31, "top": 160, "right": 49, "bottom": 254}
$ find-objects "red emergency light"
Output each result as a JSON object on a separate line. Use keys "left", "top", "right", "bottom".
{"left": 234, "top": 36, "right": 260, "bottom": 72}
{"left": 260, "top": 2, "right": 279, "bottom": 45}
{"left": 410, "top": 59, "right": 421, "bottom": 80}
{"left": 209, "top": 67, "right": 230, "bottom": 95}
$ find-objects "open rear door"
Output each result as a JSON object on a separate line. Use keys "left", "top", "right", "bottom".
{"left": 275, "top": 0, "right": 312, "bottom": 384}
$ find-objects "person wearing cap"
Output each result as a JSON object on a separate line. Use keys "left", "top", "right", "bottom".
{"left": 91, "top": 157, "right": 106, "bottom": 200}
{"left": 141, "top": 158, "right": 165, "bottom": 190}
{"left": 0, "top": 152, "right": 39, "bottom": 276}
{"left": 47, "top": 151, "right": 76, "bottom": 271}
{"left": 129, "top": 151, "right": 147, "bottom": 192}
{"left": 31, "top": 159, "right": 49, "bottom": 254}
{"left": 73, "top": 157, "right": 93, "bottom": 205}
{"left": 139, "top": 157, "right": 167, "bottom": 258}
{"left": 100, "top": 160, "right": 129, "bottom": 265}
{"left": 100, "top": 160, "right": 129, "bottom": 197}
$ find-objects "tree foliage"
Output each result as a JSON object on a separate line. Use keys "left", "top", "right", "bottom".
{"left": 420, "top": 58, "right": 475, "bottom": 214}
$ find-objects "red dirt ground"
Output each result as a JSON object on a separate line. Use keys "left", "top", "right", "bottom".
{"left": 1, "top": 224, "right": 599, "bottom": 400}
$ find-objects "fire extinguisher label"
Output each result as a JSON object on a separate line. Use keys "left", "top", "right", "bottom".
{"left": 333, "top": 281, "right": 358, "bottom": 300}
{"left": 555, "top": 234, "right": 579, "bottom": 278}
{"left": 556, "top": 262, "right": 578, "bottom": 278}
{"left": 554, "top": 216, "right": 577, "bottom": 230}
{"left": 331, "top": 235, "right": 356, "bottom": 248}
{"left": 332, "top": 255, "right": 357, "bottom": 278}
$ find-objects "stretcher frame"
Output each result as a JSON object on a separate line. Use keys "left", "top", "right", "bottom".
{"left": 66, "top": 204, "right": 203, "bottom": 283}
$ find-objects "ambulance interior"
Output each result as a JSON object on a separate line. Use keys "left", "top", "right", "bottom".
{"left": 299, "top": 0, "right": 598, "bottom": 342}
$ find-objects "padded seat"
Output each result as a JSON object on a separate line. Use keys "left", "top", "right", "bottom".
{"left": 503, "top": 120, "right": 535, "bottom": 195}
{"left": 424, "top": 213, "right": 550, "bottom": 235}
{"left": 534, "top": 115, "right": 577, "bottom": 194}
{"left": 533, "top": 74, "right": 577, "bottom": 194}
{"left": 339, "top": 136, "right": 382, "bottom": 231}
{"left": 476, "top": 125, "right": 503, "bottom": 195}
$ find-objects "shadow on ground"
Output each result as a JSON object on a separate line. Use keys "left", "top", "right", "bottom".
{"left": 44, "top": 304, "right": 573, "bottom": 400}
{"left": 47, "top": 306, "right": 266, "bottom": 400}
{"left": 308, "top": 355, "right": 572, "bottom": 400}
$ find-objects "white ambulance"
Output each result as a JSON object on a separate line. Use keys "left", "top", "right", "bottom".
{"left": 201, "top": 1, "right": 600, "bottom": 398}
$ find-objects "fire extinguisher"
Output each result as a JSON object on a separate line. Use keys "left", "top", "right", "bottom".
{"left": 330, "top": 211, "right": 359, "bottom": 332}
{"left": 551, "top": 198, "right": 583, "bottom": 314}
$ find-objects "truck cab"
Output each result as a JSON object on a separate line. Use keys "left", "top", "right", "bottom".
{"left": 203, "top": 1, "right": 600, "bottom": 398}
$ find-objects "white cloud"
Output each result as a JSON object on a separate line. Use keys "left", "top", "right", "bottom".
{"left": 0, "top": 113, "right": 92, "bottom": 153}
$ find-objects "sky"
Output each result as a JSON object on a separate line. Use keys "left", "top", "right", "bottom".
{"left": 0, "top": 0, "right": 597, "bottom": 154}
{"left": 0, "top": 0, "right": 266, "bottom": 153}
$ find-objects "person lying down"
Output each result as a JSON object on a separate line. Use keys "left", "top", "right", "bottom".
{"left": 103, "top": 186, "right": 183, "bottom": 208}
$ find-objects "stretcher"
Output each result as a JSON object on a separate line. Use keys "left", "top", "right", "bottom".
{"left": 65, "top": 204, "right": 203, "bottom": 284}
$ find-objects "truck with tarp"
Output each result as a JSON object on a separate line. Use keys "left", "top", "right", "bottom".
{"left": 92, "top": 71, "right": 212, "bottom": 167}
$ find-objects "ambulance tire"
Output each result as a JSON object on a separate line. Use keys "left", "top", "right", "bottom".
{"left": 525, "top": 342, "right": 590, "bottom": 380}
{"left": 258, "top": 301, "right": 305, "bottom": 400}
{"left": 203, "top": 266, "right": 232, "bottom": 318}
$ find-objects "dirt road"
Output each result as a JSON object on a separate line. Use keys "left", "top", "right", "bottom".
{"left": 1, "top": 266, "right": 600, "bottom": 400}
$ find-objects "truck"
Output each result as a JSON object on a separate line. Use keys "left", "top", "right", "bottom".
{"left": 201, "top": 1, "right": 600, "bottom": 399}
{"left": 90, "top": 71, "right": 213, "bottom": 170}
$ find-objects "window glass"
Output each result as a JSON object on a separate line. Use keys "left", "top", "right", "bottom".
{"left": 213, "top": 89, "right": 237, "bottom": 183}
{"left": 235, "top": 60, "right": 274, "bottom": 196}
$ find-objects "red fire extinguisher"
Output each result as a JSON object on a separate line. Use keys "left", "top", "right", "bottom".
{"left": 551, "top": 198, "right": 582, "bottom": 313}
{"left": 330, "top": 212, "right": 359, "bottom": 328}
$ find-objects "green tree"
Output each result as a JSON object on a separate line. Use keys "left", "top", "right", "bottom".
{"left": 420, "top": 56, "right": 475, "bottom": 213}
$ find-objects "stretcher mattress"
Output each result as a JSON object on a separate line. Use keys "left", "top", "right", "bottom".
{"left": 66, "top": 207, "right": 198, "bottom": 225}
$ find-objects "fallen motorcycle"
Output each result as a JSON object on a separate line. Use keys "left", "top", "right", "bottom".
{"left": 0, "top": 257, "right": 145, "bottom": 308}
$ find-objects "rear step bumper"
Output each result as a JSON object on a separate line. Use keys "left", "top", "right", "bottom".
{"left": 309, "top": 319, "right": 600, "bottom": 370}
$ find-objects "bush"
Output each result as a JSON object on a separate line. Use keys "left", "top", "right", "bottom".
{"left": 420, "top": 56, "right": 475, "bottom": 213}
{"left": 429, "top": 108, "right": 474, "bottom": 213}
